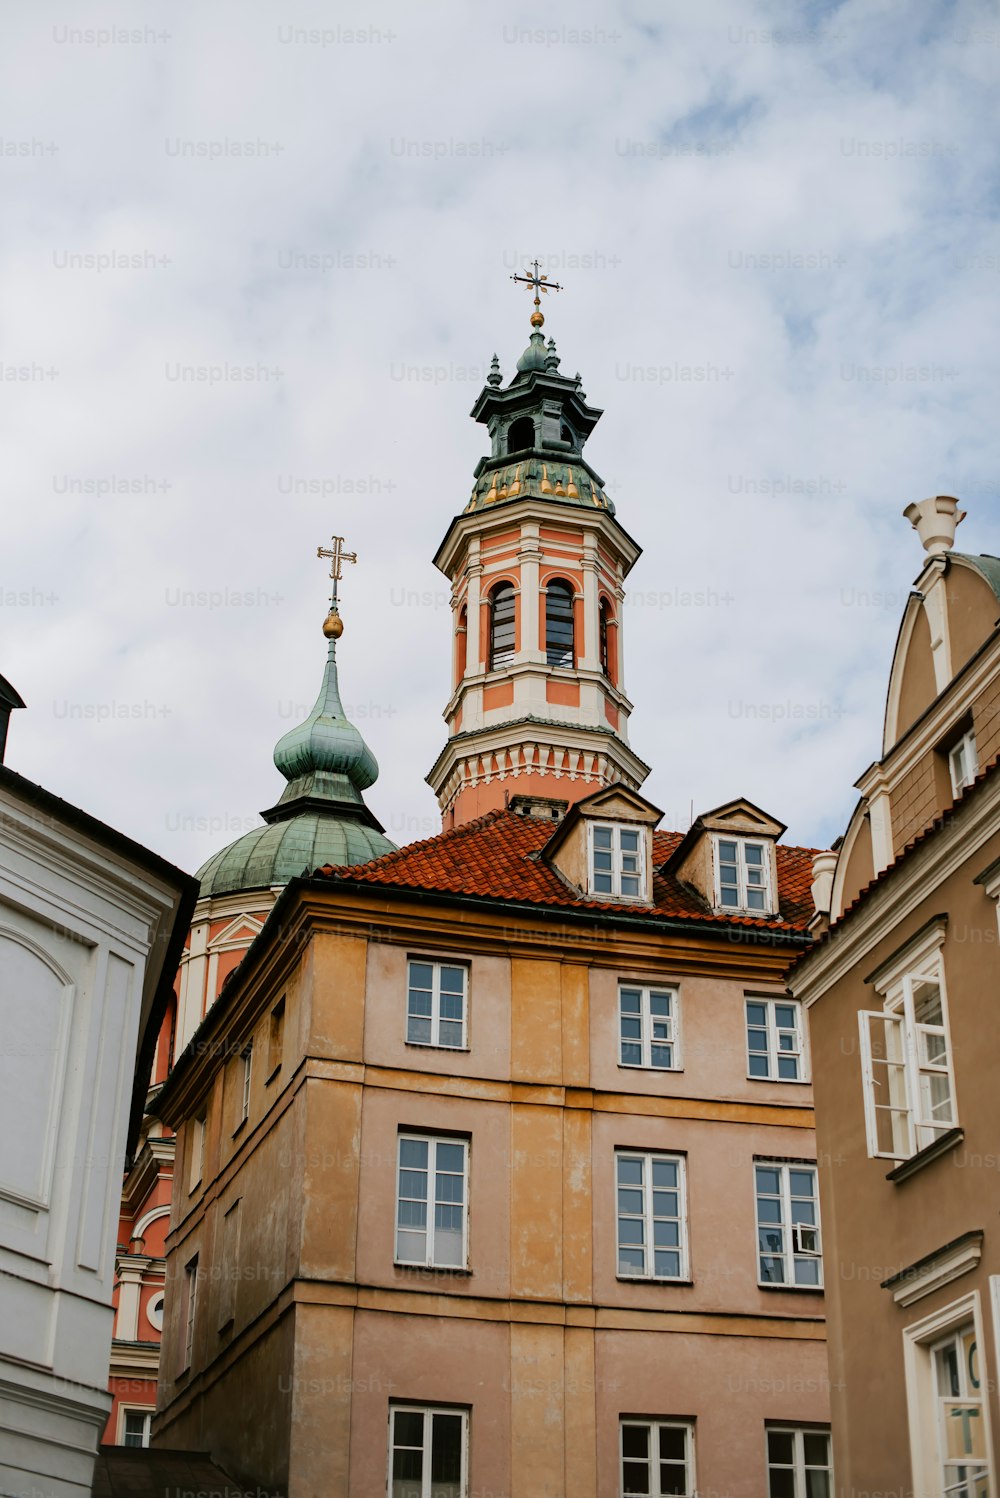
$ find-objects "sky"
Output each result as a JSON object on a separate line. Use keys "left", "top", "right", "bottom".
{"left": 3, "top": 0, "right": 999, "bottom": 876}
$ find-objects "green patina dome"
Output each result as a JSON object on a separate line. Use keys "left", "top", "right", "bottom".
{"left": 196, "top": 629, "right": 395, "bottom": 898}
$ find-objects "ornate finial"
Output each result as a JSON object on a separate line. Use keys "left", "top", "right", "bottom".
{"left": 510, "top": 257, "right": 564, "bottom": 332}
{"left": 545, "top": 337, "right": 560, "bottom": 372}
{"left": 487, "top": 353, "right": 502, "bottom": 387}
{"left": 317, "top": 534, "right": 357, "bottom": 636}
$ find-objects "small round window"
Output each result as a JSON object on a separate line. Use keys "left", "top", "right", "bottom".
{"left": 146, "top": 1292, "right": 165, "bottom": 1332}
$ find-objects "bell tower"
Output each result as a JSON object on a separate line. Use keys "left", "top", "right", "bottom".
{"left": 427, "top": 272, "right": 649, "bottom": 829}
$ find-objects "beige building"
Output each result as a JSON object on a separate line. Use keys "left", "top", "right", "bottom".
{"left": 791, "top": 497, "right": 1000, "bottom": 1493}
{"left": 150, "top": 311, "right": 833, "bottom": 1498}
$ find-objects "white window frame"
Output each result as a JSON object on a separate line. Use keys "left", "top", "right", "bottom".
{"left": 238, "top": 1040, "right": 252, "bottom": 1126}
{"left": 745, "top": 997, "right": 806, "bottom": 1082}
{"left": 395, "top": 1134, "right": 469, "bottom": 1270}
{"left": 406, "top": 959, "right": 469, "bottom": 1050}
{"left": 118, "top": 1406, "right": 153, "bottom": 1447}
{"left": 146, "top": 1290, "right": 164, "bottom": 1332}
{"left": 948, "top": 727, "right": 978, "bottom": 798}
{"left": 620, "top": 1418, "right": 695, "bottom": 1497}
{"left": 859, "top": 938, "right": 957, "bottom": 1162}
{"left": 618, "top": 984, "right": 681, "bottom": 1071}
{"left": 713, "top": 834, "right": 773, "bottom": 915}
{"left": 388, "top": 1404, "right": 469, "bottom": 1498}
{"left": 188, "top": 1112, "right": 205, "bottom": 1192}
{"left": 587, "top": 821, "right": 647, "bottom": 901}
{"left": 615, "top": 1150, "right": 688, "bottom": 1282}
{"left": 903, "top": 1290, "right": 995, "bottom": 1498}
{"left": 218, "top": 1198, "right": 242, "bottom": 1331}
{"left": 765, "top": 1425, "right": 833, "bottom": 1496}
{"left": 182, "top": 1255, "right": 198, "bottom": 1371}
{"left": 754, "top": 1162, "right": 823, "bottom": 1289}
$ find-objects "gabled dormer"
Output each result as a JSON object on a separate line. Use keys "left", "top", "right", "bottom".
{"left": 663, "top": 799, "right": 786, "bottom": 918}
{"left": 541, "top": 784, "right": 663, "bottom": 904}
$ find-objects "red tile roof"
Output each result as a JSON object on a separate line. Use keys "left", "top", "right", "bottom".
{"left": 316, "top": 808, "right": 818, "bottom": 934}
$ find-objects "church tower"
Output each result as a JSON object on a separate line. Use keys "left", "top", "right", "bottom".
{"left": 427, "top": 279, "right": 649, "bottom": 829}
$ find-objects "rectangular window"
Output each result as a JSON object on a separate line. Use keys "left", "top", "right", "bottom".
{"left": 239, "top": 1041, "right": 252, "bottom": 1125}
{"left": 746, "top": 998, "right": 804, "bottom": 1081}
{"left": 395, "top": 1134, "right": 468, "bottom": 1269}
{"left": 121, "top": 1408, "right": 152, "bottom": 1448}
{"left": 188, "top": 1112, "right": 205, "bottom": 1191}
{"left": 619, "top": 985, "right": 680, "bottom": 1070}
{"left": 766, "top": 1427, "right": 832, "bottom": 1497}
{"left": 715, "top": 836, "right": 772, "bottom": 913}
{"left": 589, "top": 822, "right": 645, "bottom": 899}
{"left": 859, "top": 953, "right": 957, "bottom": 1160}
{"left": 407, "top": 961, "right": 468, "bottom": 1049}
{"left": 616, "top": 1151, "right": 687, "bottom": 1281}
{"left": 268, "top": 998, "right": 285, "bottom": 1078}
{"left": 620, "top": 1419, "right": 695, "bottom": 1497}
{"left": 949, "top": 727, "right": 978, "bottom": 798}
{"left": 755, "top": 1163, "right": 823, "bottom": 1288}
{"left": 389, "top": 1405, "right": 468, "bottom": 1498}
{"left": 932, "top": 1326, "right": 989, "bottom": 1492}
{"left": 218, "top": 1199, "right": 241, "bottom": 1331}
{"left": 182, "top": 1255, "right": 198, "bottom": 1371}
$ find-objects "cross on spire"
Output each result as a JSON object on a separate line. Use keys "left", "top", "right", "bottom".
{"left": 317, "top": 534, "right": 357, "bottom": 609}
{"left": 510, "top": 258, "right": 564, "bottom": 330}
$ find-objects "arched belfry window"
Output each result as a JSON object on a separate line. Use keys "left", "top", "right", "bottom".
{"left": 600, "top": 598, "right": 613, "bottom": 680}
{"left": 490, "top": 583, "right": 516, "bottom": 669}
{"left": 545, "top": 580, "right": 575, "bottom": 668}
{"left": 507, "top": 416, "right": 535, "bottom": 454}
{"left": 456, "top": 606, "right": 468, "bottom": 682}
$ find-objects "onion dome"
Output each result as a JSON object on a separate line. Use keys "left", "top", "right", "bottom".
{"left": 196, "top": 615, "right": 395, "bottom": 897}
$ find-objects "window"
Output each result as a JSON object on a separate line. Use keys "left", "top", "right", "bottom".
{"left": 766, "top": 1427, "right": 832, "bottom": 1497}
{"left": 218, "top": 1200, "right": 241, "bottom": 1331}
{"left": 859, "top": 950, "right": 956, "bottom": 1161}
{"left": 396, "top": 1135, "right": 468, "bottom": 1268}
{"left": 949, "top": 727, "right": 978, "bottom": 798}
{"left": 746, "top": 999, "right": 804, "bottom": 1082}
{"left": 755, "top": 1163, "right": 822, "bottom": 1288}
{"left": 182, "top": 1255, "right": 198, "bottom": 1371}
{"left": 714, "top": 836, "right": 772, "bottom": 913}
{"left": 621, "top": 1419, "right": 695, "bottom": 1497}
{"left": 146, "top": 1291, "right": 164, "bottom": 1332}
{"left": 188, "top": 1112, "right": 206, "bottom": 1191}
{"left": 455, "top": 606, "right": 467, "bottom": 681}
{"left": 600, "top": 598, "right": 613, "bottom": 679}
{"left": 619, "top": 985, "right": 680, "bottom": 1070}
{"left": 268, "top": 998, "right": 285, "bottom": 1078}
{"left": 238, "top": 1041, "right": 252, "bottom": 1125}
{"left": 931, "top": 1326, "right": 989, "bottom": 1493}
{"left": 545, "top": 579, "right": 575, "bottom": 667}
{"left": 407, "top": 961, "right": 468, "bottom": 1049}
{"left": 589, "top": 823, "right": 645, "bottom": 899}
{"left": 389, "top": 1405, "right": 468, "bottom": 1498}
{"left": 507, "top": 415, "right": 534, "bottom": 453}
{"left": 616, "top": 1151, "right": 687, "bottom": 1280}
{"left": 121, "top": 1408, "right": 152, "bottom": 1448}
{"left": 489, "top": 582, "right": 516, "bottom": 669}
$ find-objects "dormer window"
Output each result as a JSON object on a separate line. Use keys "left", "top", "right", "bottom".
{"left": 714, "top": 836, "right": 772, "bottom": 914}
{"left": 948, "top": 727, "right": 977, "bottom": 798}
{"left": 588, "top": 822, "right": 645, "bottom": 899}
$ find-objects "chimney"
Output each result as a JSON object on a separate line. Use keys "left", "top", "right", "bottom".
{"left": 903, "top": 495, "right": 966, "bottom": 557}
{"left": 810, "top": 849, "right": 839, "bottom": 919}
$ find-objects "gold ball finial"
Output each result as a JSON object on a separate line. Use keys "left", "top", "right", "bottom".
{"left": 322, "top": 609, "right": 344, "bottom": 639}
{"left": 530, "top": 309, "right": 544, "bottom": 328}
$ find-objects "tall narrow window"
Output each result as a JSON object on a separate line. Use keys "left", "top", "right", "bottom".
{"left": 600, "top": 598, "right": 613, "bottom": 679}
{"left": 489, "top": 582, "right": 516, "bottom": 669}
{"left": 389, "top": 1405, "right": 468, "bottom": 1498}
{"left": 948, "top": 727, "right": 978, "bottom": 797}
{"left": 619, "top": 985, "right": 680, "bottom": 1070}
{"left": 268, "top": 999, "right": 285, "bottom": 1079}
{"left": 621, "top": 1419, "right": 695, "bottom": 1497}
{"left": 396, "top": 1134, "right": 469, "bottom": 1268}
{"left": 407, "top": 960, "right": 468, "bottom": 1049}
{"left": 616, "top": 1151, "right": 687, "bottom": 1280}
{"left": 766, "top": 1427, "right": 832, "bottom": 1497}
{"left": 455, "top": 606, "right": 467, "bottom": 682}
{"left": 121, "top": 1409, "right": 153, "bottom": 1448}
{"left": 238, "top": 1041, "right": 252, "bottom": 1126}
{"left": 545, "top": 580, "right": 575, "bottom": 667}
{"left": 931, "top": 1326, "right": 988, "bottom": 1492}
{"left": 218, "top": 1200, "right": 241, "bottom": 1331}
{"left": 182, "top": 1255, "right": 199, "bottom": 1371}
{"left": 188, "top": 1112, "right": 206, "bottom": 1191}
{"left": 746, "top": 998, "right": 805, "bottom": 1081}
{"left": 754, "top": 1162, "right": 822, "bottom": 1287}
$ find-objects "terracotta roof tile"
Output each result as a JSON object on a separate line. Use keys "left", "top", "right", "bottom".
{"left": 315, "top": 808, "right": 818, "bottom": 934}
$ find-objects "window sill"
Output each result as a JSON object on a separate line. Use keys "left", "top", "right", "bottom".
{"left": 616, "top": 1275, "right": 693, "bottom": 1287}
{"left": 405, "top": 1042, "right": 470, "bottom": 1054}
{"left": 618, "top": 1063, "right": 683, "bottom": 1074}
{"left": 394, "top": 1262, "right": 472, "bottom": 1277}
{"left": 264, "top": 1064, "right": 281, "bottom": 1086}
{"left": 231, "top": 1119, "right": 248, "bottom": 1140}
{"left": 745, "top": 1075, "right": 810, "bottom": 1086}
{"left": 886, "top": 1126, "right": 964, "bottom": 1184}
{"left": 758, "top": 1281, "right": 824, "bottom": 1294}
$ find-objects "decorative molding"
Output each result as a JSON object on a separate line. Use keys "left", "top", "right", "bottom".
{"left": 884, "top": 1230, "right": 983, "bottom": 1307}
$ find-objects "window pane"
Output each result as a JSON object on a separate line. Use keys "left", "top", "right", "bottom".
{"left": 409, "top": 963, "right": 434, "bottom": 990}
{"left": 400, "top": 1138, "right": 428, "bottom": 1168}
{"left": 805, "top": 1475, "right": 831, "bottom": 1498}
{"left": 439, "top": 1021, "right": 463, "bottom": 1048}
{"left": 593, "top": 827, "right": 613, "bottom": 848}
{"left": 651, "top": 1160, "right": 678, "bottom": 1188}
{"left": 768, "top": 1471, "right": 796, "bottom": 1498}
{"left": 409, "top": 992, "right": 433, "bottom": 1017}
{"left": 778, "top": 1056, "right": 799, "bottom": 1080}
{"left": 618, "top": 1157, "right": 643, "bottom": 1186}
{"left": 767, "top": 1430, "right": 795, "bottom": 1463}
{"left": 622, "top": 1425, "right": 649, "bottom": 1460}
{"left": 621, "top": 1042, "right": 642, "bottom": 1065}
{"left": 408, "top": 1017, "right": 433, "bottom": 1044}
{"left": 393, "top": 1410, "right": 425, "bottom": 1447}
{"left": 621, "top": 876, "right": 640, "bottom": 896}
{"left": 744, "top": 844, "right": 763, "bottom": 863}
{"left": 658, "top": 1427, "right": 686, "bottom": 1461}
{"left": 620, "top": 830, "right": 639, "bottom": 851}
{"left": 650, "top": 992, "right": 672, "bottom": 1016}
{"left": 802, "top": 1432, "right": 830, "bottom": 1464}
{"left": 622, "top": 1462, "right": 651, "bottom": 1495}
{"left": 650, "top": 1045, "right": 672, "bottom": 1068}
{"left": 747, "top": 1027, "right": 769, "bottom": 1052}
{"left": 621, "top": 990, "right": 642, "bottom": 1013}
{"left": 430, "top": 1413, "right": 463, "bottom": 1481}
{"left": 436, "top": 1143, "right": 465, "bottom": 1174}
{"left": 621, "top": 1017, "right": 642, "bottom": 1040}
{"left": 654, "top": 1249, "right": 681, "bottom": 1277}
{"left": 756, "top": 1166, "right": 781, "bottom": 1194}
{"left": 789, "top": 1170, "right": 815, "bottom": 1197}
{"left": 795, "top": 1258, "right": 821, "bottom": 1286}
{"left": 775, "top": 1005, "right": 796, "bottom": 1028}
{"left": 749, "top": 1053, "right": 770, "bottom": 1078}
{"left": 439, "top": 966, "right": 465, "bottom": 994}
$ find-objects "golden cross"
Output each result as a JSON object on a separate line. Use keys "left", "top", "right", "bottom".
{"left": 510, "top": 258, "right": 564, "bottom": 324}
{"left": 317, "top": 534, "right": 357, "bottom": 606}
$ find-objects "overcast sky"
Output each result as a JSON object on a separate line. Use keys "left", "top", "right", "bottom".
{"left": 3, "top": 0, "right": 999, "bottom": 877}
